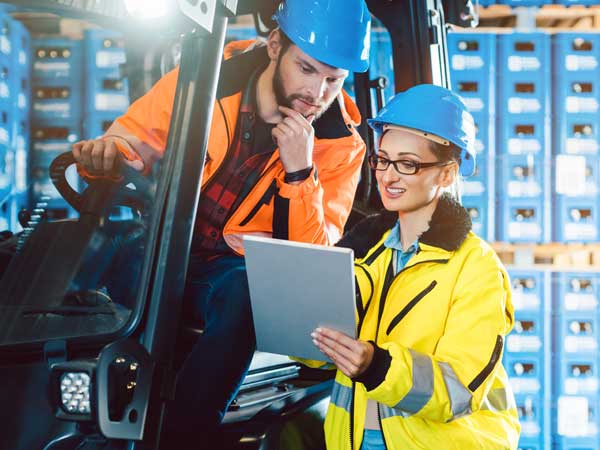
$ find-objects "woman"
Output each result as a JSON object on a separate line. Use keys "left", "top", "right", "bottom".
{"left": 310, "top": 84, "right": 520, "bottom": 449}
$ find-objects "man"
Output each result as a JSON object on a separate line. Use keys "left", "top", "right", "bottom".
{"left": 72, "top": 0, "right": 371, "bottom": 445}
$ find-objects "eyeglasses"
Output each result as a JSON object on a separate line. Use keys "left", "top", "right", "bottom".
{"left": 368, "top": 154, "right": 451, "bottom": 175}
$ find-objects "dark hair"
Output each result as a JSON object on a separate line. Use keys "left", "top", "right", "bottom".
{"left": 429, "top": 141, "right": 462, "bottom": 166}
{"left": 278, "top": 29, "right": 292, "bottom": 55}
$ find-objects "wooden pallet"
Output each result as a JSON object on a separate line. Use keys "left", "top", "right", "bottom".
{"left": 477, "top": 4, "right": 600, "bottom": 30}
{"left": 491, "top": 242, "right": 600, "bottom": 269}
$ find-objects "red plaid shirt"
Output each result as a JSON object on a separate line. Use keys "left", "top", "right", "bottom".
{"left": 192, "top": 70, "right": 274, "bottom": 257}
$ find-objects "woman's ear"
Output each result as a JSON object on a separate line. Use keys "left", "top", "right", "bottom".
{"left": 439, "top": 162, "right": 459, "bottom": 188}
{"left": 266, "top": 29, "right": 283, "bottom": 62}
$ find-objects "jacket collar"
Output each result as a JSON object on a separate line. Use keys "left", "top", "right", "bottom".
{"left": 217, "top": 43, "right": 354, "bottom": 140}
{"left": 337, "top": 194, "right": 472, "bottom": 259}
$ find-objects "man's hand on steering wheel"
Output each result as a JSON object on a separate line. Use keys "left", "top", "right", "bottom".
{"left": 72, "top": 137, "right": 144, "bottom": 176}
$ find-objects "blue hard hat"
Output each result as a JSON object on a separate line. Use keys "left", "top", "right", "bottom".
{"left": 368, "top": 84, "right": 477, "bottom": 177}
{"left": 273, "top": 0, "right": 371, "bottom": 73}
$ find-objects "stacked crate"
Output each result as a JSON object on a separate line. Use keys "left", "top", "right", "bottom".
{"left": 30, "top": 37, "right": 82, "bottom": 218}
{"left": 552, "top": 273, "right": 600, "bottom": 449}
{"left": 0, "top": 13, "right": 11, "bottom": 230}
{"left": 448, "top": 32, "right": 496, "bottom": 241}
{"left": 497, "top": 32, "right": 552, "bottom": 243}
{"left": 552, "top": 33, "right": 600, "bottom": 243}
{"left": 505, "top": 270, "right": 551, "bottom": 450}
{"left": 8, "top": 18, "right": 30, "bottom": 230}
{"left": 82, "top": 29, "right": 128, "bottom": 141}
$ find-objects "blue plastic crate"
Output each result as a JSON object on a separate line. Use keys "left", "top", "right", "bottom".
{"left": 556, "top": 314, "right": 600, "bottom": 355}
{"left": 553, "top": 33, "right": 600, "bottom": 76}
{"left": 83, "top": 29, "right": 129, "bottom": 115}
{"left": 510, "top": 270, "right": 548, "bottom": 312}
{"left": 83, "top": 113, "right": 120, "bottom": 140}
{"left": 497, "top": 198, "right": 548, "bottom": 243}
{"left": 13, "top": 119, "right": 28, "bottom": 195}
{"left": 555, "top": 357, "right": 599, "bottom": 396}
{"left": 507, "top": 311, "right": 547, "bottom": 355}
{"left": 0, "top": 142, "right": 9, "bottom": 203}
{"left": 516, "top": 394, "right": 545, "bottom": 440}
{"left": 498, "top": 0, "right": 547, "bottom": 5}
{"left": 448, "top": 32, "right": 496, "bottom": 115}
{"left": 554, "top": 75, "right": 599, "bottom": 117}
{"left": 461, "top": 196, "right": 491, "bottom": 241}
{"left": 553, "top": 273, "right": 600, "bottom": 313}
{"left": 451, "top": 71, "right": 495, "bottom": 115}
{"left": 9, "top": 18, "right": 30, "bottom": 140}
{"left": 31, "top": 80, "right": 82, "bottom": 122}
{"left": 554, "top": 198, "right": 600, "bottom": 242}
{"left": 448, "top": 32, "right": 496, "bottom": 75}
{"left": 472, "top": 111, "right": 495, "bottom": 157}
{"left": 32, "top": 38, "right": 82, "bottom": 82}
{"left": 498, "top": 32, "right": 551, "bottom": 75}
{"left": 500, "top": 154, "right": 546, "bottom": 199}
{"left": 555, "top": 114, "right": 600, "bottom": 156}
{"left": 505, "top": 354, "right": 545, "bottom": 395}
{"left": 498, "top": 114, "right": 549, "bottom": 156}
{"left": 31, "top": 123, "right": 81, "bottom": 160}
{"left": 462, "top": 155, "right": 489, "bottom": 197}
{"left": 516, "top": 440, "right": 542, "bottom": 450}
{"left": 555, "top": 0, "right": 600, "bottom": 6}
{"left": 499, "top": 76, "right": 550, "bottom": 117}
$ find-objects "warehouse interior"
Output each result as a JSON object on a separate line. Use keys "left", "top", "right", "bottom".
{"left": 0, "top": 1, "right": 599, "bottom": 449}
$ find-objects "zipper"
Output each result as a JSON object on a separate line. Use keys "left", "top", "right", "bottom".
{"left": 386, "top": 280, "right": 438, "bottom": 335}
{"left": 354, "top": 263, "right": 374, "bottom": 337}
{"left": 377, "top": 403, "right": 389, "bottom": 450}
{"left": 238, "top": 179, "right": 277, "bottom": 226}
{"left": 349, "top": 381, "right": 355, "bottom": 450}
{"left": 227, "top": 157, "right": 280, "bottom": 226}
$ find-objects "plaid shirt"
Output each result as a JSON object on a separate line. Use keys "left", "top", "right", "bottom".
{"left": 192, "top": 70, "right": 274, "bottom": 257}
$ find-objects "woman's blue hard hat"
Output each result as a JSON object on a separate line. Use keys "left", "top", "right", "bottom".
{"left": 273, "top": 0, "right": 371, "bottom": 73}
{"left": 368, "top": 84, "right": 477, "bottom": 177}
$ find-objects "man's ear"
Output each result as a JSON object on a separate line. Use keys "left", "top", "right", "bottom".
{"left": 266, "top": 29, "right": 283, "bottom": 62}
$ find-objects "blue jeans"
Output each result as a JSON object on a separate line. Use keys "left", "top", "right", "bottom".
{"left": 163, "top": 254, "right": 255, "bottom": 436}
{"left": 360, "top": 429, "right": 386, "bottom": 450}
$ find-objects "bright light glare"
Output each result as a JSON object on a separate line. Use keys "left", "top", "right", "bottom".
{"left": 60, "top": 372, "right": 91, "bottom": 414}
{"left": 125, "top": 0, "right": 169, "bottom": 19}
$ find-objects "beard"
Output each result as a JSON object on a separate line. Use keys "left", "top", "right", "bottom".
{"left": 272, "top": 55, "right": 335, "bottom": 120}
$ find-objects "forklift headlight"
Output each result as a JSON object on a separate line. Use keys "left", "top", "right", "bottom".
{"left": 49, "top": 360, "right": 96, "bottom": 422}
{"left": 60, "top": 372, "right": 91, "bottom": 414}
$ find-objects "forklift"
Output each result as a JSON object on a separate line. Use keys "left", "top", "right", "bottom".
{"left": 0, "top": 1, "right": 477, "bottom": 449}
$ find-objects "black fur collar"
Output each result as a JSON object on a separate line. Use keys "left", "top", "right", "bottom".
{"left": 337, "top": 194, "right": 472, "bottom": 259}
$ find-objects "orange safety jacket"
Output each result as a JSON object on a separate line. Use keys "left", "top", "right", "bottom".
{"left": 111, "top": 40, "right": 366, "bottom": 254}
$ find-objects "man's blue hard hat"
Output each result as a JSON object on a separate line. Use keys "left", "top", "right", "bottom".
{"left": 368, "top": 84, "right": 477, "bottom": 177}
{"left": 273, "top": 0, "right": 371, "bottom": 73}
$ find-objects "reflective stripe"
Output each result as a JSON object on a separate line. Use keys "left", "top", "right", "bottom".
{"left": 481, "top": 387, "right": 516, "bottom": 413}
{"left": 439, "top": 362, "right": 472, "bottom": 420}
{"left": 380, "top": 403, "right": 411, "bottom": 419}
{"left": 394, "top": 349, "right": 434, "bottom": 414}
{"left": 330, "top": 381, "right": 353, "bottom": 413}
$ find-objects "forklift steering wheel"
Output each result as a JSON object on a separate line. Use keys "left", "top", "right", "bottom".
{"left": 49, "top": 152, "right": 152, "bottom": 215}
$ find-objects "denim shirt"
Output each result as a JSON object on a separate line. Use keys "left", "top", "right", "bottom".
{"left": 383, "top": 220, "right": 419, "bottom": 275}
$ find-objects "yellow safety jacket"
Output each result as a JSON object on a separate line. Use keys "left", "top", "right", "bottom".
{"left": 315, "top": 195, "right": 521, "bottom": 450}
